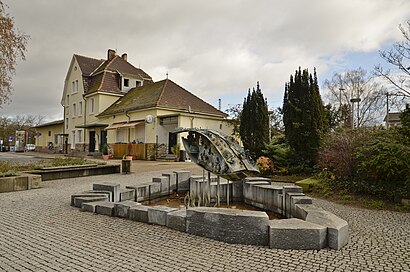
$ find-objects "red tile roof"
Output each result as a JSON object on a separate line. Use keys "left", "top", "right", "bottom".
{"left": 74, "top": 52, "right": 152, "bottom": 95}
{"left": 99, "top": 79, "right": 227, "bottom": 118}
{"left": 74, "top": 54, "right": 104, "bottom": 76}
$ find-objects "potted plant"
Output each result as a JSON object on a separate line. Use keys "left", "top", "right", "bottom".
{"left": 102, "top": 145, "right": 109, "bottom": 161}
{"left": 125, "top": 143, "right": 133, "bottom": 160}
{"left": 171, "top": 144, "right": 180, "bottom": 162}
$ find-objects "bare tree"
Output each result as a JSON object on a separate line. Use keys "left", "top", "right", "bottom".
{"left": 0, "top": 1, "right": 29, "bottom": 107}
{"left": 0, "top": 115, "right": 44, "bottom": 145}
{"left": 323, "top": 68, "right": 386, "bottom": 127}
{"left": 375, "top": 20, "right": 410, "bottom": 97}
{"left": 225, "top": 104, "right": 242, "bottom": 137}
{"left": 269, "top": 107, "right": 284, "bottom": 135}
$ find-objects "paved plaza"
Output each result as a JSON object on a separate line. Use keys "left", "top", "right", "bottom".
{"left": 0, "top": 160, "right": 409, "bottom": 271}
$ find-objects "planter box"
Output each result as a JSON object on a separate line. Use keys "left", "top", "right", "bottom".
{"left": 28, "top": 164, "right": 120, "bottom": 181}
{"left": 0, "top": 174, "right": 42, "bottom": 193}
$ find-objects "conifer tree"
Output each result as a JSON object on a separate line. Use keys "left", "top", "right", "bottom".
{"left": 283, "top": 67, "right": 325, "bottom": 166}
{"left": 240, "top": 82, "right": 269, "bottom": 159}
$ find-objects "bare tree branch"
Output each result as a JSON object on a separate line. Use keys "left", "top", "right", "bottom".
{"left": 376, "top": 20, "right": 410, "bottom": 97}
{"left": 0, "top": 0, "right": 29, "bottom": 107}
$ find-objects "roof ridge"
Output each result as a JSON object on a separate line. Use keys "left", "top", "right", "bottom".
{"left": 105, "top": 55, "right": 120, "bottom": 70}
{"left": 168, "top": 79, "right": 224, "bottom": 115}
{"left": 156, "top": 79, "right": 168, "bottom": 107}
{"left": 90, "top": 60, "right": 107, "bottom": 76}
{"left": 74, "top": 54, "right": 101, "bottom": 61}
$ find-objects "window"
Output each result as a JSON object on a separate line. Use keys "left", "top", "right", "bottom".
{"left": 48, "top": 131, "right": 51, "bottom": 137}
{"left": 124, "top": 78, "right": 129, "bottom": 87}
{"left": 116, "top": 128, "right": 126, "bottom": 143}
{"left": 66, "top": 94, "right": 69, "bottom": 105}
{"left": 90, "top": 98, "right": 95, "bottom": 113}
{"left": 79, "top": 101, "right": 83, "bottom": 116}
{"left": 78, "top": 130, "right": 83, "bottom": 143}
{"left": 136, "top": 81, "right": 141, "bottom": 87}
{"left": 72, "top": 103, "right": 76, "bottom": 117}
{"left": 72, "top": 80, "right": 78, "bottom": 93}
{"left": 71, "top": 131, "right": 76, "bottom": 149}
{"left": 65, "top": 118, "right": 68, "bottom": 129}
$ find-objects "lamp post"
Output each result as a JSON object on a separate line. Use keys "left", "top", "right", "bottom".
{"left": 338, "top": 88, "right": 344, "bottom": 109}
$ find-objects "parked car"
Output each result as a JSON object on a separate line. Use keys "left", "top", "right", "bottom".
{"left": 25, "top": 144, "right": 36, "bottom": 151}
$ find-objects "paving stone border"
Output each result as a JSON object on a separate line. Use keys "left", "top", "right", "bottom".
{"left": 70, "top": 172, "right": 349, "bottom": 250}
{"left": 0, "top": 174, "right": 41, "bottom": 193}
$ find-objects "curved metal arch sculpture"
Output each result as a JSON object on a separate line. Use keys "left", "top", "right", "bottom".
{"left": 175, "top": 128, "right": 259, "bottom": 181}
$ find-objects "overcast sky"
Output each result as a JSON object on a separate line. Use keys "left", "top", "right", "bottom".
{"left": 1, "top": 0, "right": 410, "bottom": 122}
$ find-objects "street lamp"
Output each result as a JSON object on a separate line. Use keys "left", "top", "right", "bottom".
{"left": 350, "top": 97, "right": 361, "bottom": 128}
{"left": 338, "top": 88, "right": 345, "bottom": 109}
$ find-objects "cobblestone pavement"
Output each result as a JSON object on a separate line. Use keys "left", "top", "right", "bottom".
{"left": 0, "top": 161, "right": 409, "bottom": 271}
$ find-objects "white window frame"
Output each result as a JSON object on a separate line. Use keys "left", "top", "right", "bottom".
{"left": 116, "top": 128, "right": 126, "bottom": 143}
{"left": 71, "top": 131, "right": 76, "bottom": 149}
{"left": 79, "top": 101, "right": 83, "bottom": 116}
{"left": 72, "top": 80, "right": 78, "bottom": 93}
{"left": 78, "top": 130, "right": 83, "bottom": 143}
{"left": 72, "top": 103, "right": 76, "bottom": 117}
{"left": 90, "top": 98, "right": 95, "bottom": 114}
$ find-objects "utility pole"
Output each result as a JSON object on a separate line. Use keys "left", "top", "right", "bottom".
{"left": 386, "top": 92, "right": 390, "bottom": 128}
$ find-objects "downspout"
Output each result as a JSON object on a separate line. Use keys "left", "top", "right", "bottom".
{"left": 83, "top": 93, "right": 87, "bottom": 152}
{"left": 125, "top": 111, "right": 131, "bottom": 143}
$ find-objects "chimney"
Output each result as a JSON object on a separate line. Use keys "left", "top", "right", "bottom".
{"left": 107, "top": 49, "right": 116, "bottom": 61}
{"left": 121, "top": 53, "right": 127, "bottom": 61}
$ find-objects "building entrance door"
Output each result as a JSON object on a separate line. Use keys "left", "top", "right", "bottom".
{"left": 100, "top": 130, "right": 107, "bottom": 147}
{"left": 89, "top": 131, "right": 95, "bottom": 152}
{"left": 168, "top": 132, "right": 177, "bottom": 154}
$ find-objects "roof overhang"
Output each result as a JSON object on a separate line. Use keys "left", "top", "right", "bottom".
{"left": 75, "top": 123, "right": 108, "bottom": 129}
{"left": 105, "top": 120, "right": 144, "bottom": 130}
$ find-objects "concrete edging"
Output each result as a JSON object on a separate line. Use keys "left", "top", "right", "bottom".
{"left": 0, "top": 174, "right": 41, "bottom": 193}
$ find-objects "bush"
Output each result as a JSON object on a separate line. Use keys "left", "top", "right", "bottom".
{"left": 355, "top": 129, "right": 410, "bottom": 199}
{"left": 319, "top": 127, "right": 410, "bottom": 199}
{"left": 256, "top": 156, "right": 275, "bottom": 176}
{"left": 318, "top": 128, "right": 369, "bottom": 178}
{"left": 263, "top": 135, "right": 291, "bottom": 170}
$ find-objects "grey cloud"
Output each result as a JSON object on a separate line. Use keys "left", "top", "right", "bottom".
{"left": 1, "top": 0, "right": 409, "bottom": 121}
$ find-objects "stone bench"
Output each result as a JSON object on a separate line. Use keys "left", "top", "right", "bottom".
{"left": 152, "top": 176, "right": 170, "bottom": 196}
{"left": 186, "top": 207, "right": 270, "bottom": 246}
{"left": 114, "top": 201, "right": 141, "bottom": 218}
{"left": 269, "top": 218, "right": 327, "bottom": 250}
{"left": 295, "top": 204, "right": 349, "bottom": 250}
{"left": 95, "top": 202, "right": 115, "bottom": 216}
{"left": 148, "top": 206, "right": 178, "bottom": 226}
{"left": 71, "top": 194, "right": 109, "bottom": 208}
{"left": 167, "top": 209, "right": 187, "bottom": 232}
{"left": 119, "top": 188, "right": 135, "bottom": 202}
{"left": 93, "top": 183, "right": 120, "bottom": 202}
{"left": 126, "top": 183, "right": 161, "bottom": 202}
{"left": 129, "top": 205, "right": 149, "bottom": 223}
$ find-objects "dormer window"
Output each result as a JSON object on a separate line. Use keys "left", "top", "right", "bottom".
{"left": 124, "top": 78, "right": 129, "bottom": 87}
